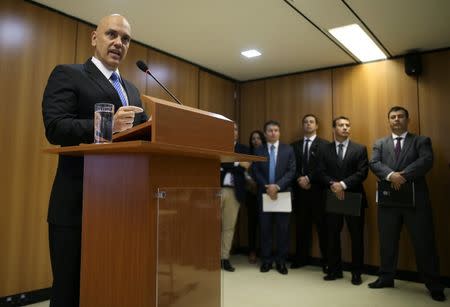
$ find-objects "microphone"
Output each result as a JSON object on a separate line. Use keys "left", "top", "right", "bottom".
{"left": 136, "top": 60, "right": 183, "bottom": 105}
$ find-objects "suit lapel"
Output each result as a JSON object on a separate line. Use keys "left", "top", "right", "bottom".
{"left": 386, "top": 137, "right": 396, "bottom": 163}
{"left": 84, "top": 60, "right": 123, "bottom": 110}
{"left": 275, "top": 144, "right": 283, "bottom": 179}
{"left": 396, "top": 133, "right": 413, "bottom": 168}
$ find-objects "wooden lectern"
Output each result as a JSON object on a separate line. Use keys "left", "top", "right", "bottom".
{"left": 45, "top": 96, "right": 262, "bottom": 307}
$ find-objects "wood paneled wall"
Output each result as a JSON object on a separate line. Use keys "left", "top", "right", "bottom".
{"left": 418, "top": 51, "right": 450, "bottom": 275}
{"left": 0, "top": 0, "right": 76, "bottom": 296}
{"left": 199, "top": 71, "right": 236, "bottom": 120}
{"left": 0, "top": 0, "right": 236, "bottom": 297}
{"left": 239, "top": 53, "right": 450, "bottom": 277}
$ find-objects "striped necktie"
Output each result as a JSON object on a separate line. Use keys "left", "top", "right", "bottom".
{"left": 110, "top": 72, "right": 127, "bottom": 106}
{"left": 269, "top": 144, "right": 276, "bottom": 184}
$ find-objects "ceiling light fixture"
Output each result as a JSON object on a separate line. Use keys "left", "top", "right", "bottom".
{"left": 241, "top": 49, "right": 261, "bottom": 58}
{"left": 328, "top": 24, "right": 386, "bottom": 62}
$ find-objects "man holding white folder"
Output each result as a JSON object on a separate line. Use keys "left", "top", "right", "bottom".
{"left": 252, "top": 120, "right": 296, "bottom": 275}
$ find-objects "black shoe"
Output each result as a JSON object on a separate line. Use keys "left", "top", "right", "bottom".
{"left": 368, "top": 278, "right": 394, "bottom": 289}
{"left": 290, "top": 261, "right": 307, "bottom": 269}
{"left": 323, "top": 271, "right": 343, "bottom": 281}
{"left": 260, "top": 263, "right": 272, "bottom": 273}
{"left": 351, "top": 273, "right": 362, "bottom": 285}
{"left": 221, "top": 259, "right": 235, "bottom": 272}
{"left": 276, "top": 263, "right": 288, "bottom": 275}
{"left": 430, "top": 290, "right": 446, "bottom": 302}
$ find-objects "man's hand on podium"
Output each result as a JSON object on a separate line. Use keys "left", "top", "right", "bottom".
{"left": 113, "top": 106, "right": 143, "bottom": 133}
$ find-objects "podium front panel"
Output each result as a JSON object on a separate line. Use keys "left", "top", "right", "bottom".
{"left": 157, "top": 187, "right": 221, "bottom": 307}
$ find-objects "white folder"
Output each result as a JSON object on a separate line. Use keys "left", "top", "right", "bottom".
{"left": 262, "top": 192, "right": 292, "bottom": 212}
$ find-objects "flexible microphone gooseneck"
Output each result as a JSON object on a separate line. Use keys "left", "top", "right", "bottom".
{"left": 136, "top": 60, "right": 183, "bottom": 105}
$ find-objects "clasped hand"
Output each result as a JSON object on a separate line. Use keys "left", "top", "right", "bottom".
{"left": 330, "top": 181, "right": 345, "bottom": 200}
{"left": 265, "top": 184, "right": 279, "bottom": 200}
{"left": 390, "top": 171, "right": 406, "bottom": 190}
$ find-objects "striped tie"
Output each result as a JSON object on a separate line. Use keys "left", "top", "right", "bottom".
{"left": 110, "top": 72, "right": 127, "bottom": 106}
{"left": 269, "top": 144, "right": 276, "bottom": 184}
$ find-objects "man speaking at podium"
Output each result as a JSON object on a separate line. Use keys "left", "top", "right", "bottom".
{"left": 42, "top": 14, "right": 147, "bottom": 307}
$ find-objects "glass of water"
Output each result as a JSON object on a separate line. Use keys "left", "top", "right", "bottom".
{"left": 94, "top": 103, "right": 114, "bottom": 144}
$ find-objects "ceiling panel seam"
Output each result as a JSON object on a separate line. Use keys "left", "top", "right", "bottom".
{"left": 341, "top": 0, "right": 392, "bottom": 57}
{"left": 282, "top": 0, "right": 358, "bottom": 63}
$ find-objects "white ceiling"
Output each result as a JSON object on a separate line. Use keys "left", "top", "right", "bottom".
{"left": 32, "top": 0, "right": 450, "bottom": 81}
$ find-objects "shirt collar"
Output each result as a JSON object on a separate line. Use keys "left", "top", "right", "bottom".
{"left": 91, "top": 56, "right": 121, "bottom": 80}
{"left": 335, "top": 138, "right": 349, "bottom": 147}
{"left": 304, "top": 134, "right": 316, "bottom": 142}
{"left": 392, "top": 131, "right": 408, "bottom": 139}
{"left": 267, "top": 140, "right": 279, "bottom": 150}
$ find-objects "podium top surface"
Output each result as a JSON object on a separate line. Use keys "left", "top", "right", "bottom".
{"left": 44, "top": 140, "right": 265, "bottom": 163}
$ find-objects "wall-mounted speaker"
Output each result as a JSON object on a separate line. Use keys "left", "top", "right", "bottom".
{"left": 404, "top": 53, "right": 422, "bottom": 76}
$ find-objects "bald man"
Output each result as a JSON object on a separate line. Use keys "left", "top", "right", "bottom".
{"left": 42, "top": 15, "right": 148, "bottom": 306}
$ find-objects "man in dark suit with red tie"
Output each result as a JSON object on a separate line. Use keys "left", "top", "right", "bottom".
{"left": 42, "top": 15, "right": 147, "bottom": 307}
{"left": 318, "top": 116, "right": 368, "bottom": 285}
{"left": 368, "top": 106, "right": 445, "bottom": 302}
{"left": 291, "top": 114, "right": 329, "bottom": 271}
{"left": 252, "top": 120, "right": 296, "bottom": 275}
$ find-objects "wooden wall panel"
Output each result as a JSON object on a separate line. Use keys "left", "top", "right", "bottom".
{"left": 146, "top": 49, "right": 199, "bottom": 108}
{"left": 238, "top": 80, "right": 266, "bottom": 144}
{"left": 418, "top": 50, "right": 450, "bottom": 276}
{"left": 332, "top": 59, "right": 419, "bottom": 269}
{"left": 199, "top": 71, "right": 236, "bottom": 120}
{"left": 265, "top": 70, "right": 333, "bottom": 145}
{"left": 0, "top": 0, "right": 77, "bottom": 296}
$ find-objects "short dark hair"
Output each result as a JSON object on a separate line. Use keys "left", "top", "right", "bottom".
{"left": 248, "top": 130, "right": 266, "bottom": 150}
{"left": 388, "top": 106, "right": 409, "bottom": 119}
{"left": 264, "top": 120, "right": 280, "bottom": 132}
{"left": 302, "top": 114, "right": 318, "bottom": 125}
{"left": 332, "top": 116, "right": 350, "bottom": 127}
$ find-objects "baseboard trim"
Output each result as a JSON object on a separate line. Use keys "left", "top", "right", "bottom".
{"left": 232, "top": 247, "right": 450, "bottom": 287}
{"left": 0, "top": 288, "right": 51, "bottom": 307}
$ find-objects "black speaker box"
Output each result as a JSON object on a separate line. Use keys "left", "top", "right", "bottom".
{"left": 404, "top": 53, "right": 422, "bottom": 76}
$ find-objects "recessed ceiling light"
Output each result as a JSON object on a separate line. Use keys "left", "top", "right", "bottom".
{"left": 328, "top": 24, "right": 386, "bottom": 62}
{"left": 241, "top": 49, "right": 261, "bottom": 58}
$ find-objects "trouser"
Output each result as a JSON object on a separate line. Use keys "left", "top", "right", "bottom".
{"left": 260, "top": 210, "right": 290, "bottom": 264}
{"left": 326, "top": 208, "right": 365, "bottom": 274}
{"left": 293, "top": 188, "right": 327, "bottom": 265}
{"left": 49, "top": 223, "right": 82, "bottom": 307}
{"left": 378, "top": 204, "right": 443, "bottom": 291}
{"left": 221, "top": 187, "right": 241, "bottom": 259}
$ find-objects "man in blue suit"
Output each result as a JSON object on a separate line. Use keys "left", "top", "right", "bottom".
{"left": 368, "top": 106, "right": 445, "bottom": 302}
{"left": 252, "top": 120, "right": 296, "bottom": 275}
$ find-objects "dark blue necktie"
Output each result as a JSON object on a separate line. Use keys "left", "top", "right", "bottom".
{"left": 110, "top": 72, "right": 127, "bottom": 106}
{"left": 338, "top": 143, "right": 344, "bottom": 161}
{"left": 302, "top": 139, "right": 310, "bottom": 173}
{"left": 394, "top": 137, "right": 402, "bottom": 160}
{"left": 269, "top": 144, "right": 276, "bottom": 184}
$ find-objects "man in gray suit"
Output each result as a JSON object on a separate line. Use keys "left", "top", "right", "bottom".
{"left": 368, "top": 106, "right": 445, "bottom": 302}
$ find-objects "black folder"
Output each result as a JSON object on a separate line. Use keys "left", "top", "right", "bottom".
{"left": 325, "top": 190, "right": 362, "bottom": 216}
{"left": 377, "top": 180, "right": 415, "bottom": 208}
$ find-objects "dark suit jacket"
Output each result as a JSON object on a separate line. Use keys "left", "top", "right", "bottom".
{"left": 369, "top": 133, "right": 433, "bottom": 204}
{"left": 252, "top": 143, "right": 296, "bottom": 194}
{"left": 220, "top": 143, "right": 250, "bottom": 203}
{"left": 318, "top": 140, "right": 369, "bottom": 206}
{"left": 291, "top": 136, "right": 330, "bottom": 191}
{"left": 42, "top": 59, "right": 148, "bottom": 226}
